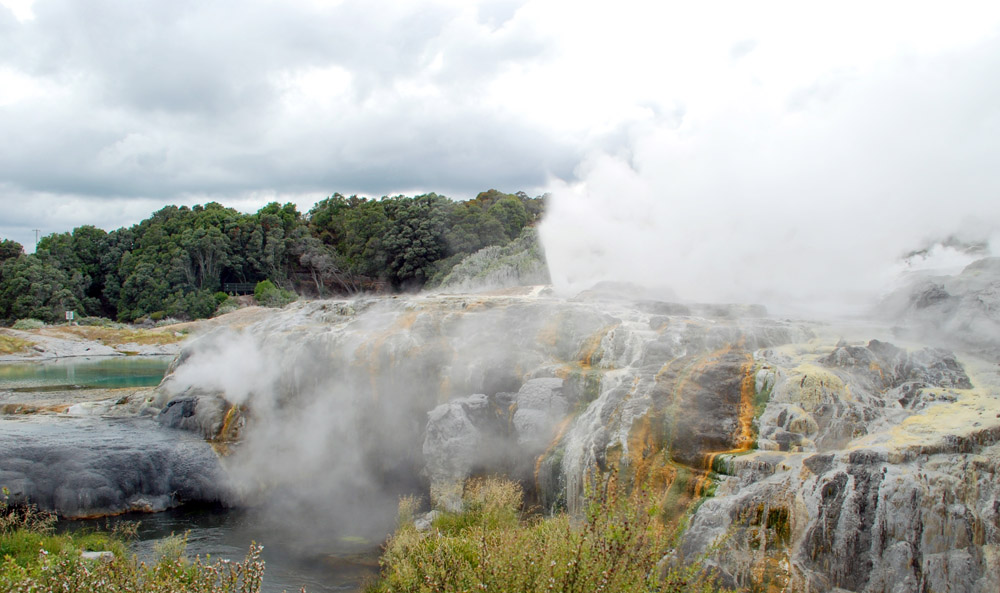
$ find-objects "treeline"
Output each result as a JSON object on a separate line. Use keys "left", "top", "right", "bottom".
{"left": 0, "top": 189, "right": 544, "bottom": 324}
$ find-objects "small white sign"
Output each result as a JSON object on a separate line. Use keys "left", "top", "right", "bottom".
{"left": 65, "top": 310, "right": 75, "bottom": 321}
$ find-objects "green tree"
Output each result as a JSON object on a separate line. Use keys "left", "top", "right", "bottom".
{"left": 487, "top": 195, "right": 529, "bottom": 240}
{"left": 0, "top": 238, "right": 23, "bottom": 263}
{"left": 0, "top": 255, "right": 82, "bottom": 323}
{"left": 381, "top": 194, "right": 450, "bottom": 288}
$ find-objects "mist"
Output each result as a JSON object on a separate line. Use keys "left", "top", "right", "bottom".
{"left": 157, "top": 298, "right": 576, "bottom": 544}
{"left": 538, "top": 30, "right": 1000, "bottom": 317}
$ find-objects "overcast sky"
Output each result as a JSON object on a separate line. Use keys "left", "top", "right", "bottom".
{"left": 2, "top": 0, "right": 999, "bottom": 309}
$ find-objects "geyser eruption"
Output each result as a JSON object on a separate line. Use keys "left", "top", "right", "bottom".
{"left": 538, "top": 31, "right": 1000, "bottom": 317}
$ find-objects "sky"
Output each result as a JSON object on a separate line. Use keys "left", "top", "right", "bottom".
{"left": 1, "top": 0, "right": 999, "bottom": 311}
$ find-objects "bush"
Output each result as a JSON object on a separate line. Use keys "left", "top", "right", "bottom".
{"left": 76, "top": 317, "right": 125, "bottom": 329}
{"left": 11, "top": 319, "right": 44, "bottom": 330}
{"left": 372, "top": 477, "right": 729, "bottom": 593}
{"left": 150, "top": 311, "right": 167, "bottom": 322}
{"left": 1, "top": 488, "right": 267, "bottom": 592}
{"left": 253, "top": 280, "right": 296, "bottom": 308}
{"left": 215, "top": 299, "right": 240, "bottom": 316}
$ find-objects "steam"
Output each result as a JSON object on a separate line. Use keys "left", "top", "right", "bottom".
{"left": 168, "top": 333, "right": 279, "bottom": 406}
{"left": 539, "top": 29, "right": 1000, "bottom": 317}
{"left": 158, "top": 299, "right": 566, "bottom": 544}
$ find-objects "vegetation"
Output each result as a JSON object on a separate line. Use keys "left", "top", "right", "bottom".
{"left": 369, "top": 477, "right": 730, "bottom": 593}
{"left": 11, "top": 319, "right": 44, "bottom": 330}
{"left": 0, "top": 190, "right": 544, "bottom": 324}
{"left": 1, "top": 488, "right": 268, "bottom": 593}
{"left": 44, "top": 325, "right": 187, "bottom": 347}
{"left": 253, "top": 279, "right": 297, "bottom": 308}
{"left": 0, "top": 333, "right": 33, "bottom": 355}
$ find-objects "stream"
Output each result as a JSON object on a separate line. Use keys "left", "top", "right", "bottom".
{"left": 59, "top": 505, "right": 381, "bottom": 593}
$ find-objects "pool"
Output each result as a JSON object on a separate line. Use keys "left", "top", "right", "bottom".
{"left": 0, "top": 356, "right": 172, "bottom": 392}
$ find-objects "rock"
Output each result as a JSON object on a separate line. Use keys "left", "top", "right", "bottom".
{"left": 148, "top": 291, "right": 1000, "bottom": 591}
{"left": 512, "top": 378, "right": 567, "bottom": 449}
{"left": 81, "top": 551, "right": 115, "bottom": 562}
{"left": 0, "top": 416, "right": 231, "bottom": 518}
{"left": 156, "top": 395, "right": 229, "bottom": 439}
{"left": 413, "top": 510, "right": 441, "bottom": 532}
{"left": 880, "top": 257, "right": 1000, "bottom": 361}
{"left": 423, "top": 393, "right": 493, "bottom": 490}
{"left": 423, "top": 379, "right": 567, "bottom": 509}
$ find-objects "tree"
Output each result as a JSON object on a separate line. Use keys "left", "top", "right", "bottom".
{"left": 381, "top": 194, "right": 450, "bottom": 288}
{"left": 0, "top": 255, "right": 82, "bottom": 323}
{"left": 295, "top": 236, "right": 359, "bottom": 296}
{"left": 0, "top": 238, "right": 23, "bottom": 263}
{"left": 487, "top": 196, "right": 529, "bottom": 240}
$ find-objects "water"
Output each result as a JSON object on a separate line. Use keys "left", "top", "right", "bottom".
{"left": 59, "top": 505, "right": 381, "bottom": 593}
{"left": 1, "top": 357, "right": 383, "bottom": 592}
{"left": 0, "top": 356, "right": 172, "bottom": 391}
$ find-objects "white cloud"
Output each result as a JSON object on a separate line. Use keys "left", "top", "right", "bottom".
{"left": 0, "top": 0, "right": 998, "bottom": 300}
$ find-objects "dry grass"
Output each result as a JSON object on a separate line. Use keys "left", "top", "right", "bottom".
{"left": 41, "top": 326, "right": 186, "bottom": 346}
{"left": 0, "top": 333, "right": 34, "bottom": 355}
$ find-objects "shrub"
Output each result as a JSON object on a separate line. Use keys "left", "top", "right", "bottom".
{"left": 75, "top": 317, "right": 125, "bottom": 329}
{"left": 253, "top": 280, "right": 297, "bottom": 308}
{"left": 150, "top": 310, "right": 167, "bottom": 322}
{"left": 373, "top": 477, "right": 729, "bottom": 593}
{"left": 1, "top": 489, "right": 268, "bottom": 593}
{"left": 11, "top": 319, "right": 44, "bottom": 330}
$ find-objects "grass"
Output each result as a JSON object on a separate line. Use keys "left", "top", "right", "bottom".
{"left": 44, "top": 325, "right": 187, "bottom": 346}
{"left": 1, "top": 489, "right": 272, "bottom": 593}
{"left": 368, "top": 476, "right": 732, "bottom": 593}
{"left": 0, "top": 334, "right": 33, "bottom": 355}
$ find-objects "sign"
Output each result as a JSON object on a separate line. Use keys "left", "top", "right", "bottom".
{"left": 65, "top": 310, "right": 75, "bottom": 321}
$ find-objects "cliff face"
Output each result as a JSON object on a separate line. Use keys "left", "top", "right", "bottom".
{"left": 152, "top": 262, "right": 1000, "bottom": 591}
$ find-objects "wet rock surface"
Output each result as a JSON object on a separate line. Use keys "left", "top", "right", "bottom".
{"left": 0, "top": 416, "right": 230, "bottom": 517}
{"left": 123, "top": 288, "right": 1000, "bottom": 591}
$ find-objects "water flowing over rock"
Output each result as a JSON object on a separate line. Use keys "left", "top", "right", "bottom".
{"left": 0, "top": 416, "right": 230, "bottom": 517}
{"left": 150, "top": 277, "right": 1000, "bottom": 591}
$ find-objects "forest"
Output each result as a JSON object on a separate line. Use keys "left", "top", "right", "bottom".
{"left": 0, "top": 189, "right": 544, "bottom": 324}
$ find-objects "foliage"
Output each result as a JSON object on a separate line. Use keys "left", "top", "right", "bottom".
{"left": 0, "top": 539, "right": 268, "bottom": 593}
{"left": 371, "top": 477, "right": 730, "bottom": 593}
{"left": 11, "top": 319, "right": 45, "bottom": 330}
{"left": 46, "top": 326, "right": 186, "bottom": 347}
{"left": 0, "top": 334, "right": 33, "bottom": 355}
{"left": 253, "top": 280, "right": 297, "bottom": 308}
{"left": 0, "top": 240, "right": 22, "bottom": 264}
{"left": 1, "top": 190, "right": 546, "bottom": 324}
{"left": 431, "top": 227, "right": 550, "bottom": 291}
{"left": 0, "top": 255, "right": 82, "bottom": 323}
{"left": 1, "top": 489, "right": 270, "bottom": 593}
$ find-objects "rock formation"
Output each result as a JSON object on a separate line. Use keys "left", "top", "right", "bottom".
{"left": 131, "top": 258, "right": 1000, "bottom": 591}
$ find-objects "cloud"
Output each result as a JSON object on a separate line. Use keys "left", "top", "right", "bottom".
{"left": 2, "top": 0, "right": 1000, "bottom": 284}
{"left": 0, "top": 0, "right": 561, "bottom": 215}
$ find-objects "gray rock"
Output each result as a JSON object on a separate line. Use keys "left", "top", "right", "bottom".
{"left": 0, "top": 416, "right": 231, "bottom": 518}
{"left": 880, "top": 257, "right": 1000, "bottom": 361}
{"left": 513, "top": 378, "right": 567, "bottom": 449}
{"left": 423, "top": 394, "right": 492, "bottom": 487}
{"left": 156, "top": 395, "right": 229, "bottom": 439}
